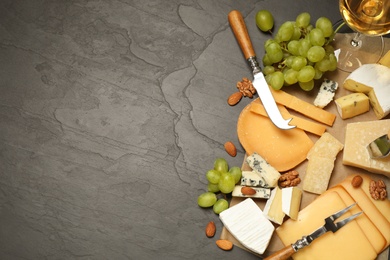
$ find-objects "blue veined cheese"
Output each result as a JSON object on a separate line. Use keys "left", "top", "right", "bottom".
{"left": 314, "top": 78, "right": 339, "bottom": 108}
{"left": 246, "top": 153, "right": 281, "bottom": 187}
{"left": 219, "top": 198, "right": 274, "bottom": 255}
{"left": 232, "top": 185, "right": 271, "bottom": 199}
{"left": 241, "top": 170, "right": 270, "bottom": 188}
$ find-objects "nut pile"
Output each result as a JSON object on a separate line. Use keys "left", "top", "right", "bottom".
{"left": 279, "top": 170, "right": 301, "bottom": 187}
{"left": 369, "top": 179, "right": 387, "bottom": 200}
{"left": 227, "top": 78, "right": 256, "bottom": 106}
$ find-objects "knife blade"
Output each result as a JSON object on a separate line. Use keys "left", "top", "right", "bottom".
{"left": 228, "top": 10, "right": 295, "bottom": 130}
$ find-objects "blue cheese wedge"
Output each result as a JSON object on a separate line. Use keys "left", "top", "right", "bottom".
{"left": 314, "top": 78, "right": 339, "bottom": 108}
{"left": 219, "top": 198, "right": 274, "bottom": 255}
{"left": 246, "top": 153, "right": 281, "bottom": 187}
{"left": 232, "top": 185, "right": 271, "bottom": 199}
{"left": 241, "top": 170, "right": 269, "bottom": 188}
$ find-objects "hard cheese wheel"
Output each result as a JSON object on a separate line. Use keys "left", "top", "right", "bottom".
{"left": 237, "top": 99, "right": 313, "bottom": 172}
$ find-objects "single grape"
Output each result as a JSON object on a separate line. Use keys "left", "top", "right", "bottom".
{"left": 287, "top": 40, "right": 300, "bottom": 56}
{"left": 265, "top": 42, "right": 283, "bottom": 63}
{"left": 208, "top": 182, "right": 220, "bottom": 193}
{"left": 269, "top": 71, "right": 284, "bottom": 90}
{"left": 298, "top": 65, "right": 315, "bottom": 83}
{"left": 218, "top": 173, "right": 235, "bottom": 194}
{"left": 285, "top": 56, "right": 295, "bottom": 68}
{"left": 298, "top": 38, "right": 312, "bottom": 57}
{"left": 314, "top": 68, "right": 323, "bottom": 80}
{"left": 284, "top": 69, "right": 299, "bottom": 85}
{"left": 315, "top": 58, "right": 331, "bottom": 72}
{"left": 299, "top": 80, "right": 315, "bottom": 91}
{"left": 262, "top": 54, "right": 272, "bottom": 66}
{"left": 291, "top": 56, "right": 307, "bottom": 71}
{"left": 291, "top": 25, "right": 302, "bottom": 40}
{"left": 214, "top": 158, "right": 228, "bottom": 173}
{"left": 307, "top": 46, "right": 326, "bottom": 62}
{"left": 197, "top": 192, "right": 217, "bottom": 207}
{"left": 296, "top": 12, "right": 311, "bottom": 28}
{"left": 213, "top": 199, "right": 229, "bottom": 214}
{"left": 206, "top": 169, "right": 221, "bottom": 184}
{"left": 256, "top": 10, "right": 274, "bottom": 32}
{"left": 263, "top": 65, "right": 275, "bottom": 75}
{"left": 229, "top": 166, "right": 242, "bottom": 184}
{"left": 309, "top": 28, "right": 325, "bottom": 46}
{"left": 277, "top": 21, "right": 295, "bottom": 42}
{"left": 315, "top": 17, "right": 333, "bottom": 37}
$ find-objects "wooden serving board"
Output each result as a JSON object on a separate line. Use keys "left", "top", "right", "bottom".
{"left": 220, "top": 37, "right": 390, "bottom": 260}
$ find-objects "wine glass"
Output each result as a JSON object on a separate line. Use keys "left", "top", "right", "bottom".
{"left": 334, "top": 0, "right": 390, "bottom": 72}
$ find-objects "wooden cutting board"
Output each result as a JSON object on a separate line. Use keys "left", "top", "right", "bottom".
{"left": 220, "top": 36, "right": 390, "bottom": 259}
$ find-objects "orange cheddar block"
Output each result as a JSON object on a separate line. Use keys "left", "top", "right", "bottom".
{"left": 270, "top": 88, "right": 336, "bottom": 126}
{"left": 276, "top": 191, "right": 377, "bottom": 260}
{"left": 250, "top": 101, "right": 326, "bottom": 136}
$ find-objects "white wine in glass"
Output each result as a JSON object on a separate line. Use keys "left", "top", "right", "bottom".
{"left": 335, "top": 0, "right": 390, "bottom": 72}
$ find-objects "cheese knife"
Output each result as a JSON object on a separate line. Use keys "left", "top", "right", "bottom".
{"left": 367, "top": 130, "right": 390, "bottom": 159}
{"left": 228, "top": 10, "right": 295, "bottom": 130}
{"left": 264, "top": 203, "right": 362, "bottom": 260}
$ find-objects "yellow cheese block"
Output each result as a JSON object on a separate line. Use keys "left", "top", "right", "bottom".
{"left": 237, "top": 99, "right": 314, "bottom": 172}
{"left": 306, "top": 132, "right": 344, "bottom": 160}
{"left": 303, "top": 156, "right": 335, "bottom": 194}
{"left": 250, "top": 102, "right": 326, "bottom": 136}
{"left": 281, "top": 187, "right": 302, "bottom": 220}
{"left": 343, "top": 120, "right": 390, "bottom": 176}
{"left": 335, "top": 92, "right": 370, "bottom": 119}
{"left": 270, "top": 88, "right": 336, "bottom": 126}
{"left": 263, "top": 186, "right": 285, "bottom": 225}
{"left": 276, "top": 191, "right": 378, "bottom": 260}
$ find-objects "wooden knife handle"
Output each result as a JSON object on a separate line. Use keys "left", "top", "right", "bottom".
{"left": 228, "top": 10, "right": 256, "bottom": 59}
{"left": 263, "top": 245, "right": 296, "bottom": 260}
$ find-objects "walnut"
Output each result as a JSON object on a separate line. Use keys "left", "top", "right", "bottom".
{"left": 369, "top": 179, "right": 387, "bottom": 200}
{"left": 279, "top": 170, "right": 301, "bottom": 187}
{"left": 236, "top": 77, "right": 256, "bottom": 98}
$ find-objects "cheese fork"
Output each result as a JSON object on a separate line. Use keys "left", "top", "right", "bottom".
{"left": 264, "top": 203, "right": 363, "bottom": 260}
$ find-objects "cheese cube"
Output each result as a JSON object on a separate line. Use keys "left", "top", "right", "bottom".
{"left": 246, "top": 153, "right": 281, "bottom": 187}
{"left": 335, "top": 93, "right": 370, "bottom": 119}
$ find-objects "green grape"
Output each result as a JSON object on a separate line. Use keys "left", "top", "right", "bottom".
{"left": 287, "top": 40, "right": 300, "bottom": 56}
{"left": 299, "top": 80, "right": 315, "bottom": 91}
{"left": 206, "top": 169, "right": 221, "bottom": 184}
{"left": 264, "top": 39, "right": 276, "bottom": 48}
{"left": 328, "top": 53, "right": 338, "bottom": 71}
{"left": 263, "top": 65, "right": 275, "bottom": 75}
{"left": 214, "top": 158, "right": 228, "bottom": 173}
{"left": 284, "top": 69, "right": 299, "bottom": 85}
{"left": 256, "top": 10, "right": 274, "bottom": 32}
{"left": 307, "top": 46, "right": 326, "bottom": 62}
{"left": 262, "top": 54, "right": 272, "bottom": 66}
{"left": 296, "top": 12, "right": 311, "bottom": 28}
{"left": 208, "top": 182, "right": 220, "bottom": 193}
{"left": 314, "top": 68, "right": 323, "bottom": 80}
{"left": 269, "top": 71, "right": 284, "bottom": 90}
{"left": 309, "top": 28, "right": 325, "bottom": 46}
{"left": 324, "top": 44, "right": 335, "bottom": 54}
{"left": 291, "top": 56, "right": 307, "bottom": 71}
{"left": 218, "top": 173, "right": 235, "bottom": 194}
{"left": 277, "top": 21, "right": 295, "bottom": 42}
{"left": 197, "top": 192, "right": 217, "bottom": 207}
{"left": 298, "top": 38, "right": 312, "bottom": 57}
{"left": 315, "top": 58, "right": 331, "bottom": 72}
{"left": 213, "top": 199, "right": 229, "bottom": 214}
{"left": 315, "top": 17, "right": 333, "bottom": 37}
{"left": 291, "top": 25, "right": 302, "bottom": 40}
{"left": 285, "top": 56, "right": 295, "bottom": 68}
{"left": 298, "top": 65, "right": 315, "bottom": 82}
{"left": 265, "top": 42, "right": 283, "bottom": 63}
{"left": 229, "top": 166, "right": 242, "bottom": 184}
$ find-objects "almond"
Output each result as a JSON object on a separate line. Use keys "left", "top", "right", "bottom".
{"left": 205, "top": 221, "right": 216, "bottom": 238}
{"left": 351, "top": 175, "right": 363, "bottom": 188}
{"left": 241, "top": 186, "right": 256, "bottom": 195}
{"left": 216, "top": 239, "right": 233, "bottom": 251}
{"left": 227, "top": 92, "right": 243, "bottom": 106}
{"left": 224, "top": 141, "right": 237, "bottom": 157}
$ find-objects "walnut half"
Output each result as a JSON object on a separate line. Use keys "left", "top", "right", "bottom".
{"left": 236, "top": 77, "right": 256, "bottom": 98}
{"left": 369, "top": 179, "right": 387, "bottom": 200}
{"left": 279, "top": 170, "right": 301, "bottom": 188}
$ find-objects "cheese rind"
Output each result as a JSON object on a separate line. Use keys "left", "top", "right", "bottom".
{"left": 343, "top": 120, "right": 390, "bottom": 176}
{"left": 232, "top": 185, "right": 271, "bottom": 199}
{"left": 219, "top": 198, "right": 274, "bottom": 255}
{"left": 246, "top": 153, "right": 281, "bottom": 187}
{"left": 335, "top": 92, "right": 370, "bottom": 119}
{"left": 281, "top": 187, "right": 302, "bottom": 220}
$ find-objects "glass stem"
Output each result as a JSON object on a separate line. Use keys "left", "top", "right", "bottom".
{"left": 351, "top": 32, "right": 362, "bottom": 47}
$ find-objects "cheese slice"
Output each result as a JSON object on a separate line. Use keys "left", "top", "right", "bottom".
{"left": 232, "top": 185, "right": 271, "bottom": 199}
{"left": 246, "top": 153, "right": 281, "bottom": 187}
{"left": 250, "top": 102, "right": 326, "bottom": 136}
{"left": 219, "top": 198, "right": 274, "bottom": 255}
{"left": 303, "top": 156, "right": 335, "bottom": 194}
{"left": 240, "top": 170, "right": 269, "bottom": 188}
{"left": 343, "top": 120, "right": 390, "bottom": 176}
{"left": 314, "top": 78, "right": 338, "bottom": 108}
{"left": 343, "top": 63, "right": 390, "bottom": 119}
{"left": 281, "top": 187, "right": 302, "bottom": 220}
{"left": 306, "top": 132, "right": 344, "bottom": 160}
{"left": 276, "top": 191, "right": 378, "bottom": 260}
{"left": 263, "top": 186, "right": 285, "bottom": 225}
{"left": 335, "top": 92, "right": 370, "bottom": 119}
{"left": 270, "top": 88, "right": 336, "bottom": 126}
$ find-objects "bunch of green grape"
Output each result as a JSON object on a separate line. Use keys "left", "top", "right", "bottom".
{"left": 197, "top": 158, "right": 242, "bottom": 214}
{"left": 256, "top": 11, "right": 337, "bottom": 91}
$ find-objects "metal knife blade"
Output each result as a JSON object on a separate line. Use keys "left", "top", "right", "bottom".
{"left": 228, "top": 10, "right": 295, "bottom": 130}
